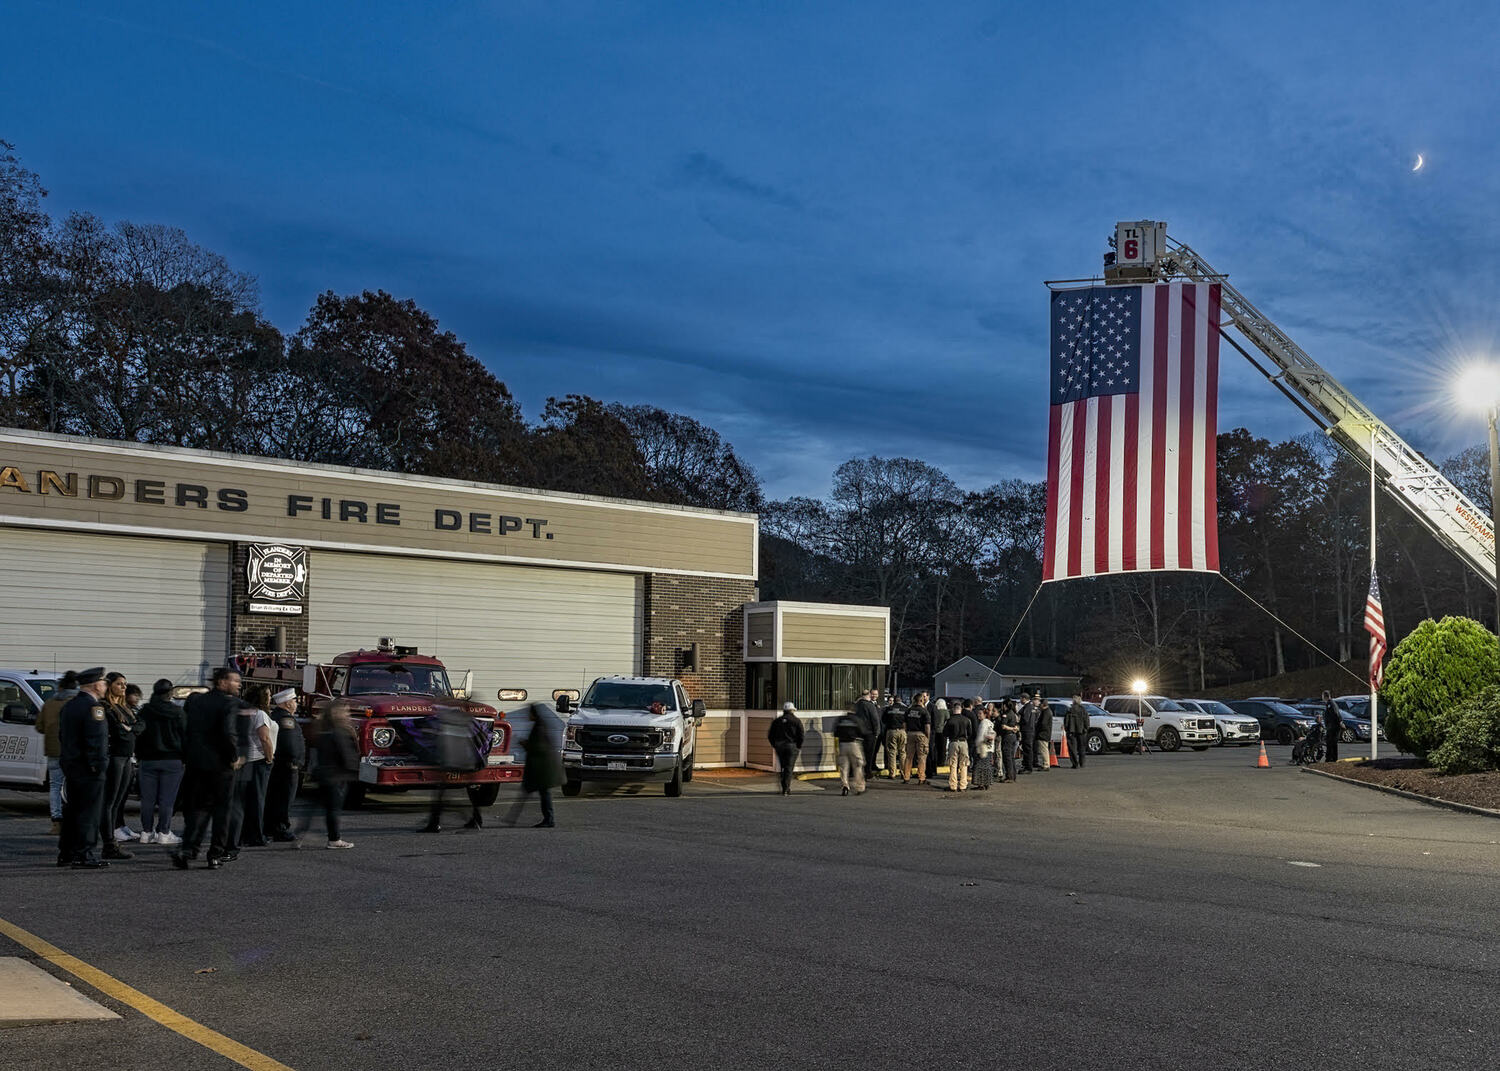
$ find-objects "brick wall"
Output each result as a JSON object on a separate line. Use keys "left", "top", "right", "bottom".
{"left": 227, "top": 542, "right": 310, "bottom": 659}
{"left": 641, "top": 574, "right": 757, "bottom": 709}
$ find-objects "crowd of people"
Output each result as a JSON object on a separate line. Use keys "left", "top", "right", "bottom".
{"left": 37, "top": 665, "right": 360, "bottom": 869}
{"left": 770, "top": 689, "right": 1092, "bottom": 796}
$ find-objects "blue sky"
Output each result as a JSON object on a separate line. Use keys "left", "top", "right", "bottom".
{"left": 5, "top": 1, "right": 1499, "bottom": 498}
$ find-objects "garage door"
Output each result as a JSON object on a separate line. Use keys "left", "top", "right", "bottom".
{"left": 0, "top": 527, "right": 230, "bottom": 684}
{"left": 309, "top": 551, "right": 642, "bottom": 714}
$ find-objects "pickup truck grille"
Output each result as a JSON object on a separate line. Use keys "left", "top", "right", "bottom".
{"left": 578, "top": 726, "right": 664, "bottom": 753}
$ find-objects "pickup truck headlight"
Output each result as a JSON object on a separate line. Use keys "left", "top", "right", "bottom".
{"left": 656, "top": 729, "right": 677, "bottom": 752}
{"left": 563, "top": 724, "right": 580, "bottom": 751}
{"left": 371, "top": 727, "right": 395, "bottom": 749}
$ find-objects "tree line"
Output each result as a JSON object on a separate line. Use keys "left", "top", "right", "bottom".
{"left": 2, "top": 142, "right": 1489, "bottom": 692}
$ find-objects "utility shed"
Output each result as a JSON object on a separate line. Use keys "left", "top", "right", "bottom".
{"left": 933, "top": 655, "right": 1080, "bottom": 701}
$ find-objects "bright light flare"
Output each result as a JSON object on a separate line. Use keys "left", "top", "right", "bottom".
{"left": 1454, "top": 363, "right": 1500, "bottom": 413}
{"left": 1131, "top": 678, "right": 1149, "bottom": 695}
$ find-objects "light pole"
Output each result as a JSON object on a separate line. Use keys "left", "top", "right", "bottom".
{"left": 1132, "top": 678, "right": 1148, "bottom": 754}
{"left": 1456, "top": 366, "right": 1500, "bottom": 637}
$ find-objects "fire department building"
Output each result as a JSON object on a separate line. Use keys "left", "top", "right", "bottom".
{"left": 0, "top": 428, "right": 888, "bottom": 769}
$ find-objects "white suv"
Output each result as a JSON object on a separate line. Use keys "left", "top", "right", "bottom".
{"left": 1100, "top": 695, "right": 1218, "bottom": 752}
{"left": 1177, "top": 699, "right": 1262, "bottom": 746}
{"left": 1043, "top": 698, "right": 1142, "bottom": 755}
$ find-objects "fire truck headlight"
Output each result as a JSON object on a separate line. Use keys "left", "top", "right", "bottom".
{"left": 371, "top": 727, "right": 396, "bottom": 749}
{"left": 489, "top": 728, "right": 504, "bottom": 749}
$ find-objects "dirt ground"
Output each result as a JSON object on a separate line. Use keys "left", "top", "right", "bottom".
{"left": 1311, "top": 757, "right": 1500, "bottom": 812}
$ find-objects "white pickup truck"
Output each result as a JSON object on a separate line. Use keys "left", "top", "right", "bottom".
{"left": 0, "top": 669, "right": 61, "bottom": 789}
{"left": 556, "top": 676, "right": 706, "bottom": 797}
{"left": 1100, "top": 694, "right": 1218, "bottom": 752}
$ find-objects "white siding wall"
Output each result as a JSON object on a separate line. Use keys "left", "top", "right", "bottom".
{"left": 308, "top": 551, "right": 642, "bottom": 723}
{"left": 0, "top": 527, "right": 229, "bottom": 684}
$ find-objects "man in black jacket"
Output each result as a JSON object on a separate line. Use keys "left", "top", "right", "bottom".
{"left": 944, "top": 703, "right": 975, "bottom": 792}
{"left": 1322, "top": 691, "right": 1342, "bottom": 762}
{"left": 767, "top": 702, "right": 805, "bottom": 796}
{"left": 902, "top": 692, "right": 931, "bottom": 784}
{"left": 1064, "top": 694, "right": 1090, "bottom": 769}
{"left": 853, "top": 689, "right": 882, "bottom": 778}
{"left": 1018, "top": 693, "right": 1041, "bottom": 773}
{"left": 264, "top": 688, "right": 306, "bottom": 840}
{"left": 1035, "top": 693, "right": 1055, "bottom": 771}
{"left": 58, "top": 668, "right": 111, "bottom": 869}
{"left": 173, "top": 668, "right": 243, "bottom": 870}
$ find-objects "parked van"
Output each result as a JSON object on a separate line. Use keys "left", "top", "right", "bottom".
{"left": 0, "top": 669, "right": 60, "bottom": 789}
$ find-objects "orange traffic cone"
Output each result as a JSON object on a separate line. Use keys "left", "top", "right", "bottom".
{"left": 1256, "top": 741, "right": 1271, "bottom": 769}
{"left": 1058, "top": 733, "right": 1071, "bottom": 761}
{"left": 1049, "top": 744, "right": 1059, "bottom": 768}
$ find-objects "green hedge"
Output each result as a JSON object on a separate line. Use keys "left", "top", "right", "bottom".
{"left": 1429, "top": 686, "right": 1500, "bottom": 774}
{"left": 1381, "top": 616, "right": 1499, "bottom": 759}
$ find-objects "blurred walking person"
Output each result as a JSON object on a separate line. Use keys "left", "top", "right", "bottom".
{"left": 1064, "top": 694, "right": 1090, "bottom": 769}
{"left": 424, "top": 701, "right": 485, "bottom": 832}
{"left": 903, "top": 692, "right": 932, "bottom": 784}
{"left": 35, "top": 670, "right": 77, "bottom": 835}
{"left": 768, "top": 702, "right": 805, "bottom": 795}
{"left": 263, "top": 688, "right": 305, "bottom": 841}
{"left": 57, "top": 668, "right": 111, "bottom": 869}
{"left": 136, "top": 679, "right": 186, "bottom": 846}
{"left": 506, "top": 706, "right": 562, "bottom": 827}
{"left": 295, "top": 700, "right": 358, "bottom": 848}
{"left": 833, "top": 708, "right": 865, "bottom": 796}
{"left": 100, "top": 673, "right": 141, "bottom": 858}
{"left": 173, "top": 667, "right": 243, "bottom": 870}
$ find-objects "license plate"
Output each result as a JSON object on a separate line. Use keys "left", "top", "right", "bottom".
{"left": 445, "top": 772, "right": 462, "bottom": 783}
{"left": 607, "top": 761, "right": 627, "bottom": 771}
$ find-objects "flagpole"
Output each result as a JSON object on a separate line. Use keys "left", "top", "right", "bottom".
{"left": 1370, "top": 424, "right": 1379, "bottom": 762}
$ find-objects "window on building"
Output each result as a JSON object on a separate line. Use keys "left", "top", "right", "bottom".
{"left": 746, "top": 663, "right": 883, "bottom": 710}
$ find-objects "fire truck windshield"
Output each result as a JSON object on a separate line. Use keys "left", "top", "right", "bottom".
{"left": 347, "top": 663, "right": 452, "bottom": 697}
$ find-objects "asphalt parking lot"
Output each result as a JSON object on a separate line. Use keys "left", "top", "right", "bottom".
{"left": 2, "top": 742, "right": 1498, "bottom": 1071}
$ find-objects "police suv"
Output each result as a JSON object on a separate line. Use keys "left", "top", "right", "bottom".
{"left": 556, "top": 676, "right": 705, "bottom": 797}
{"left": 0, "top": 669, "right": 60, "bottom": 789}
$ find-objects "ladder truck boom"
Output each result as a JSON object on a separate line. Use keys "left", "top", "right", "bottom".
{"left": 1103, "top": 220, "right": 1496, "bottom": 590}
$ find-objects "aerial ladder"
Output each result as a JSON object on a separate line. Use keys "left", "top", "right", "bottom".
{"left": 1100, "top": 220, "right": 1496, "bottom": 591}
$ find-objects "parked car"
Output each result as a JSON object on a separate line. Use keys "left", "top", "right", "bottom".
{"left": 1099, "top": 695, "right": 1218, "bottom": 751}
{"left": 557, "top": 676, "right": 705, "bottom": 797}
{"left": 1225, "top": 699, "right": 1319, "bottom": 745}
{"left": 0, "top": 669, "right": 59, "bottom": 790}
{"left": 1176, "top": 699, "right": 1261, "bottom": 746}
{"left": 1043, "top": 698, "right": 1142, "bottom": 755}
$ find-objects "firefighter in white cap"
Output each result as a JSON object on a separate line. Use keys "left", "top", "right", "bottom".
{"left": 263, "top": 688, "right": 305, "bottom": 841}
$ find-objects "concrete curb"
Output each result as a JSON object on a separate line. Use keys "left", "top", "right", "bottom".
{"left": 1301, "top": 766, "right": 1500, "bottom": 820}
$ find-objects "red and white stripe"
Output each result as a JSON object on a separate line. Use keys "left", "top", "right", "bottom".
{"left": 1365, "top": 580, "right": 1386, "bottom": 689}
{"left": 1043, "top": 282, "right": 1221, "bottom": 582}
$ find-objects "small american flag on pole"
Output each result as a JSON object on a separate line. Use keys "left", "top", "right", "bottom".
{"left": 1365, "top": 573, "right": 1387, "bottom": 689}
{"left": 1043, "top": 283, "right": 1222, "bottom": 581}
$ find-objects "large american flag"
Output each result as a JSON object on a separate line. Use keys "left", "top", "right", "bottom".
{"left": 1043, "top": 282, "right": 1222, "bottom": 581}
{"left": 1365, "top": 573, "right": 1386, "bottom": 690}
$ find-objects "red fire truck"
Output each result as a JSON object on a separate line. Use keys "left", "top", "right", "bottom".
{"left": 235, "top": 638, "right": 521, "bottom": 808}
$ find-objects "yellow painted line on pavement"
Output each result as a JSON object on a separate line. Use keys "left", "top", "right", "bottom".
{"left": 0, "top": 916, "right": 295, "bottom": 1071}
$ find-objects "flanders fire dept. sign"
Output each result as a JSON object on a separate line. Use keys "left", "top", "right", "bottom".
{"left": 247, "top": 543, "right": 307, "bottom": 615}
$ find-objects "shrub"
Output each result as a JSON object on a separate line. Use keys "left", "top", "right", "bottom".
{"left": 1380, "top": 616, "right": 1499, "bottom": 758}
{"left": 1429, "top": 686, "right": 1500, "bottom": 774}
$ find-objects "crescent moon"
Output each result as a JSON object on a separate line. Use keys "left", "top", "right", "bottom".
{"left": 1413, "top": 153, "right": 1424, "bottom": 172}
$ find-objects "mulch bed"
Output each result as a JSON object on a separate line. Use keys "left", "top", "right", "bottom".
{"left": 1309, "top": 757, "right": 1500, "bottom": 812}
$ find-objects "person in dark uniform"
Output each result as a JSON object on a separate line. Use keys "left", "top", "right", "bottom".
{"left": 997, "top": 699, "right": 1021, "bottom": 783}
{"left": 1064, "top": 693, "right": 1090, "bottom": 768}
{"left": 174, "top": 667, "right": 243, "bottom": 870}
{"left": 767, "top": 702, "right": 805, "bottom": 796}
{"left": 1018, "top": 693, "right": 1041, "bottom": 773}
{"left": 943, "top": 702, "right": 975, "bottom": 791}
{"left": 902, "top": 693, "right": 931, "bottom": 784}
{"left": 1322, "top": 691, "right": 1342, "bottom": 762}
{"left": 853, "top": 689, "right": 881, "bottom": 778}
{"left": 263, "top": 688, "right": 305, "bottom": 841}
{"left": 57, "top": 668, "right": 111, "bottom": 869}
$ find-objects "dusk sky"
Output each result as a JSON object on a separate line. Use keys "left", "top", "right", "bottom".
{"left": 6, "top": 1, "right": 1499, "bottom": 498}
